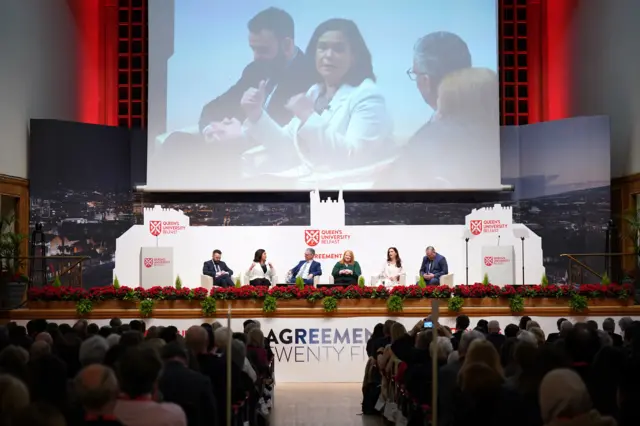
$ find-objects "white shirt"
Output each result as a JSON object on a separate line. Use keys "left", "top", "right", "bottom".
{"left": 297, "top": 261, "right": 311, "bottom": 278}
{"left": 377, "top": 262, "right": 404, "bottom": 287}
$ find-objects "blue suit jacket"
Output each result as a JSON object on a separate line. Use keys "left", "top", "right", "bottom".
{"left": 419, "top": 254, "right": 448, "bottom": 279}
{"left": 290, "top": 260, "right": 322, "bottom": 280}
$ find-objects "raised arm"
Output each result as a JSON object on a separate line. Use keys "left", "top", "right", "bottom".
{"left": 295, "top": 88, "right": 391, "bottom": 167}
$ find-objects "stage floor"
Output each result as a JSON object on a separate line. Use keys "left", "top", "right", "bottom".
{"left": 271, "top": 383, "right": 379, "bottom": 426}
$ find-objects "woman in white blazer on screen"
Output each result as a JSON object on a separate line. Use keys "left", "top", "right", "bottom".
{"left": 241, "top": 18, "right": 393, "bottom": 172}
{"left": 246, "top": 248, "right": 276, "bottom": 287}
{"left": 375, "top": 247, "right": 404, "bottom": 287}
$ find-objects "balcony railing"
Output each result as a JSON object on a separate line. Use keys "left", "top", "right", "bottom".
{"left": 560, "top": 253, "right": 636, "bottom": 285}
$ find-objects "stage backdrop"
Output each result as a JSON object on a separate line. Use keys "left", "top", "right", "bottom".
{"left": 29, "top": 116, "right": 611, "bottom": 287}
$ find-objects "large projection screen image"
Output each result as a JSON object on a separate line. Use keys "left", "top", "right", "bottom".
{"left": 148, "top": 0, "right": 500, "bottom": 191}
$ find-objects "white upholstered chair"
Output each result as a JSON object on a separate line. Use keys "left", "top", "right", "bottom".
{"left": 370, "top": 273, "right": 407, "bottom": 287}
{"left": 414, "top": 274, "right": 454, "bottom": 287}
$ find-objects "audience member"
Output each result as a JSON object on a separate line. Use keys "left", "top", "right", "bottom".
{"left": 74, "top": 364, "right": 122, "bottom": 425}
{"left": 603, "top": 318, "right": 623, "bottom": 347}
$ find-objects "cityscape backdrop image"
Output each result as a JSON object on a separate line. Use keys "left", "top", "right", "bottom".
{"left": 28, "top": 117, "right": 611, "bottom": 287}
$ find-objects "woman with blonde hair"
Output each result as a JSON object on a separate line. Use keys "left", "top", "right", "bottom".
{"left": 461, "top": 339, "right": 503, "bottom": 378}
{"left": 331, "top": 250, "right": 361, "bottom": 285}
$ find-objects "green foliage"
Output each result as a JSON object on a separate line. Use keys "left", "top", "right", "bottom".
{"left": 482, "top": 273, "right": 490, "bottom": 286}
{"left": 0, "top": 215, "right": 27, "bottom": 277}
{"left": 295, "top": 275, "right": 305, "bottom": 290}
{"left": 358, "top": 275, "right": 365, "bottom": 288}
{"left": 235, "top": 277, "right": 242, "bottom": 288}
{"left": 600, "top": 272, "right": 611, "bottom": 286}
{"left": 113, "top": 276, "right": 120, "bottom": 289}
{"left": 175, "top": 275, "right": 182, "bottom": 289}
{"left": 509, "top": 294, "right": 525, "bottom": 313}
{"left": 568, "top": 294, "right": 588, "bottom": 312}
{"left": 541, "top": 274, "right": 549, "bottom": 287}
{"left": 386, "top": 294, "right": 403, "bottom": 312}
{"left": 262, "top": 295, "right": 277, "bottom": 313}
{"left": 139, "top": 299, "right": 154, "bottom": 317}
{"left": 448, "top": 296, "right": 464, "bottom": 312}
{"left": 418, "top": 275, "right": 427, "bottom": 288}
{"left": 75, "top": 299, "right": 93, "bottom": 316}
{"left": 322, "top": 296, "right": 338, "bottom": 313}
{"left": 201, "top": 296, "right": 217, "bottom": 316}
{"left": 52, "top": 275, "right": 62, "bottom": 287}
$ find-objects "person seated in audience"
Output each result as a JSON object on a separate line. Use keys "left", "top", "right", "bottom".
{"left": 73, "top": 364, "right": 123, "bottom": 425}
{"left": 539, "top": 369, "right": 616, "bottom": 426}
{"left": 331, "top": 250, "right": 361, "bottom": 285}
{"left": 487, "top": 320, "right": 505, "bottom": 352}
{"left": 114, "top": 345, "right": 187, "bottom": 426}
{"left": 451, "top": 314, "right": 470, "bottom": 350}
{"left": 375, "top": 247, "right": 404, "bottom": 287}
{"left": 438, "top": 330, "right": 485, "bottom": 426}
{"left": 202, "top": 249, "right": 234, "bottom": 288}
{"left": 418, "top": 246, "right": 448, "bottom": 284}
{"left": 602, "top": 317, "right": 623, "bottom": 347}
{"left": 0, "top": 374, "right": 30, "bottom": 425}
{"left": 504, "top": 323, "right": 520, "bottom": 338}
{"left": 519, "top": 316, "right": 532, "bottom": 330}
{"left": 546, "top": 317, "right": 567, "bottom": 344}
{"left": 159, "top": 342, "right": 217, "bottom": 426}
{"left": 246, "top": 328, "right": 269, "bottom": 375}
{"left": 286, "top": 248, "right": 322, "bottom": 285}
{"left": 246, "top": 249, "right": 276, "bottom": 286}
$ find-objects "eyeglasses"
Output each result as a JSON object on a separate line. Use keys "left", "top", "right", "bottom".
{"left": 406, "top": 68, "right": 426, "bottom": 81}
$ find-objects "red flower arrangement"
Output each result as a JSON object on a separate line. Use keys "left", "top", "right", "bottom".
{"left": 27, "top": 282, "right": 632, "bottom": 303}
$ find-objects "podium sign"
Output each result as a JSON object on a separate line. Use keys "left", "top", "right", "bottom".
{"left": 481, "top": 246, "right": 515, "bottom": 286}
{"left": 140, "top": 247, "right": 174, "bottom": 288}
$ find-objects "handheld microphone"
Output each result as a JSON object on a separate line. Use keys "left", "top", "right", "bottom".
{"left": 497, "top": 235, "right": 501, "bottom": 246}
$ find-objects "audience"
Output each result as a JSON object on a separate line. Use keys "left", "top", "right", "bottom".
{"left": 0, "top": 314, "right": 638, "bottom": 426}
{"left": 365, "top": 315, "right": 638, "bottom": 426}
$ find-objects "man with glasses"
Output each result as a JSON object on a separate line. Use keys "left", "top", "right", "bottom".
{"left": 407, "top": 31, "right": 472, "bottom": 120}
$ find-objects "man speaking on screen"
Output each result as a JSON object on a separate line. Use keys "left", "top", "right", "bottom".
{"left": 199, "top": 7, "right": 314, "bottom": 140}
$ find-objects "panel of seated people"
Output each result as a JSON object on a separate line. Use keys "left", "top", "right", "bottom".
{"left": 200, "top": 246, "right": 454, "bottom": 288}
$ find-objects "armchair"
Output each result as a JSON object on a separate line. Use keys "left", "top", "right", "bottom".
{"left": 414, "top": 274, "right": 454, "bottom": 287}
{"left": 201, "top": 274, "right": 238, "bottom": 290}
{"left": 370, "top": 273, "right": 407, "bottom": 287}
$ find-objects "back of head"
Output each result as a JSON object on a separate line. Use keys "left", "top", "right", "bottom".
{"left": 459, "top": 330, "right": 485, "bottom": 357}
{"left": 602, "top": 317, "right": 615, "bottom": 333}
{"left": 185, "top": 325, "right": 208, "bottom": 354}
{"left": 437, "top": 67, "right": 498, "bottom": 124}
{"left": 161, "top": 341, "right": 188, "bottom": 364}
{"left": 459, "top": 362, "right": 503, "bottom": 393}
{"left": 79, "top": 335, "right": 109, "bottom": 366}
{"left": 214, "top": 327, "right": 232, "bottom": 351}
{"left": 30, "top": 340, "right": 51, "bottom": 360}
{"left": 117, "top": 345, "right": 162, "bottom": 398}
{"left": 487, "top": 320, "right": 500, "bottom": 334}
{"left": 413, "top": 31, "right": 471, "bottom": 91}
{"left": 416, "top": 330, "right": 432, "bottom": 350}
{"left": 230, "top": 339, "right": 246, "bottom": 369}
{"left": 109, "top": 317, "right": 122, "bottom": 328}
{"left": 247, "top": 328, "right": 265, "bottom": 347}
{"left": 120, "top": 330, "right": 143, "bottom": 347}
{"left": 526, "top": 320, "right": 540, "bottom": 331}
{"left": 390, "top": 322, "right": 407, "bottom": 341}
{"left": 74, "top": 364, "right": 118, "bottom": 411}
{"left": 455, "top": 315, "right": 470, "bottom": 331}
{"left": 0, "top": 374, "right": 29, "bottom": 417}
{"left": 382, "top": 320, "right": 395, "bottom": 336}
{"left": 517, "top": 330, "right": 538, "bottom": 346}
{"left": 519, "top": 316, "right": 532, "bottom": 330}
{"left": 539, "top": 368, "right": 591, "bottom": 424}
{"left": 504, "top": 324, "right": 519, "bottom": 338}
{"left": 528, "top": 327, "right": 545, "bottom": 346}
{"left": 464, "top": 339, "right": 502, "bottom": 375}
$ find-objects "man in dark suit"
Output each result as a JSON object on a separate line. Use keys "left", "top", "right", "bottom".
{"left": 419, "top": 246, "right": 448, "bottom": 284}
{"left": 159, "top": 342, "right": 217, "bottom": 426}
{"left": 202, "top": 249, "right": 234, "bottom": 287}
{"left": 287, "top": 248, "right": 322, "bottom": 285}
{"left": 603, "top": 317, "right": 623, "bottom": 347}
{"left": 199, "top": 7, "right": 314, "bottom": 138}
{"left": 546, "top": 317, "right": 568, "bottom": 344}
